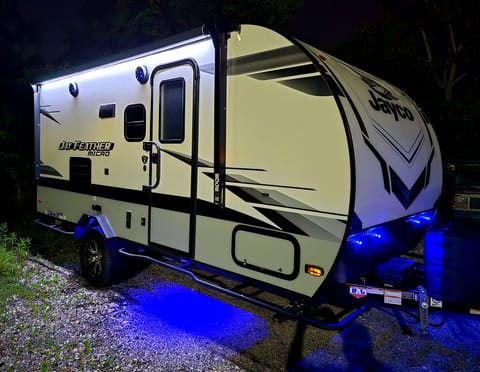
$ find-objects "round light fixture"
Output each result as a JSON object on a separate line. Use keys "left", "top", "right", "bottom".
{"left": 135, "top": 65, "right": 149, "bottom": 84}
{"left": 69, "top": 82, "right": 79, "bottom": 97}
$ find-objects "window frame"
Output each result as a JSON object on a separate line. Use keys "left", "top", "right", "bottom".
{"left": 159, "top": 77, "right": 186, "bottom": 144}
{"left": 124, "top": 103, "right": 146, "bottom": 142}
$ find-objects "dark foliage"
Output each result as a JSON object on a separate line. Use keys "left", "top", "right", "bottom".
{"left": 59, "top": 0, "right": 303, "bottom": 65}
{"left": 335, "top": 0, "right": 480, "bottom": 159}
{"left": 0, "top": 0, "right": 38, "bottom": 226}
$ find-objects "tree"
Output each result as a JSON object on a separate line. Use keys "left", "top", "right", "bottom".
{"left": 59, "top": 0, "right": 303, "bottom": 64}
{"left": 413, "top": 0, "right": 478, "bottom": 103}
{"left": 336, "top": 0, "right": 480, "bottom": 159}
{"left": 0, "top": 0, "right": 40, "bottom": 225}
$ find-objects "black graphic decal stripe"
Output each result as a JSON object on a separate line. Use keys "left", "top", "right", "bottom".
{"left": 228, "top": 45, "right": 311, "bottom": 76}
{"left": 273, "top": 210, "right": 346, "bottom": 240}
{"left": 278, "top": 76, "right": 332, "bottom": 96}
{"left": 160, "top": 148, "right": 213, "bottom": 167}
{"left": 227, "top": 185, "right": 346, "bottom": 219}
{"left": 38, "top": 178, "right": 149, "bottom": 205}
{"left": 197, "top": 200, "right": 273, "bottom": 230}
{"left": 225, "top": 174, "right": 315, "bottom": 191}
{"left": 229, "top": 47, "right": 332, "bottom": 96}
{"left": 390, "top": 167, "right": 427, "bottom": 209}
{"left": 424, "top": 148, "right": 435, "bottom": 188}
{"left": 37, "top": 177, "right": 273, "bottom": 229}
{"left": 227, "top": 186, "right": 319, "bottom": 213}
{"left": 342, "top": 62, "right": 436, "bottom": 208}
{"left": 161, "top": 148, "right": 265, "bottom": 171}
{"left": 225, "top": 185, "right": 311, "bottom": 234}
{"left": 364, "top": 137, "right": 391, "bottom": 193}
{"left": 38, "top": 180, "right": 318, "bottom": 236}
{"left": 40, "top": 108, "right": 60, "bottom": 125}
{"left": 316, "top": 65, "right": 344, "bottom": 98}
{"left": 315, "top": 62, "right": 368, "bottom": 137}
{"left": 39, "top": 162, "right": 62, "bottom": 177}
{"left": 255, "top": 208, "right": 307, "bottom": 236}
{"left": 205, "top": 173, "right": 319, "bottom": 233}
{"left": 373, "top": 126, "right": 424, "bottom": 164}
{"left": 414, "top": 104, "right": 433, "bottom": 147}
{"left": 365, "top": 137, "right": 433, "bottom": 209}
{"left": 162, "top": 150, "right": 266, "bottom": 171}
{"left": 404, "top": 102, "right": 434, "bottom": 163}
{"left": 249, "top": 64, "right": 318, "bottom": 80}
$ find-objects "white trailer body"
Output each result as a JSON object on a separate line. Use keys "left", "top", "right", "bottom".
{"left": 33, "top": 25, "right": 442, "bottom": 303}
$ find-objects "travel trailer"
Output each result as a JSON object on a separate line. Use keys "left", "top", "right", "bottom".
{"left": 33, "top": 24, "right": 442, "bottom": 324}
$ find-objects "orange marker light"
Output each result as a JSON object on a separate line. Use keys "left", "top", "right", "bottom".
{"left": 305, "top": 265, "right": 324, "bottom": 277}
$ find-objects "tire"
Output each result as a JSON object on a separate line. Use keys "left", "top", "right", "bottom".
{"left": 79, "top": 232, "right": 120, "bottom": 286}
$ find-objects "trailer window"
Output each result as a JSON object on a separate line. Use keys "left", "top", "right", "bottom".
{"left": 159, "top": 78, "right": 185, "bottom": 143}
{"left": 124, "top": 104, "right": 146, "bottom": 141}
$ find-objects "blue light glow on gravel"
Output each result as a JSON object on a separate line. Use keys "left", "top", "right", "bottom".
{"left": 113, "top": 282, "right": 268, "bottom": 353}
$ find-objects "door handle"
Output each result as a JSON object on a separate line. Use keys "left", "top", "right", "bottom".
{"left": 142, "top": 140, "right": 161, "bottom": 191}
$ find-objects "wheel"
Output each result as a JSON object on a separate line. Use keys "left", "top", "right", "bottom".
{"left": 79, "top": 232, "right": 120, "bottom": 286}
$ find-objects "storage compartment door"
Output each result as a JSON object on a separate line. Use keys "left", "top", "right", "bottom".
{"left": 232, "top": 226, "right": 300, "bottom": 280}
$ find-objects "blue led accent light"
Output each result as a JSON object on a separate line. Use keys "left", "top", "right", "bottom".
{"left": 333, "top": 210, "right": 435, "bottom": 283}
{"left": 346, "top": 226, "right": 390, "bottom": 254}
{"left": 405, "top": 210, "right": 434, "bottom": 226}
{"left": 346, "top": 210, "right": 434, "bottom": 252}
{"left": 135, "top": 65, "right": 149, "bottom": 84}
{"left": 68, "top": 82, "right": 79, "bottom": 97}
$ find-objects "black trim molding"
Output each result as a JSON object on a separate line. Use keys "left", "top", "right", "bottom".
{"left": 37, "top": 177, "right": 273, "bottom": 230}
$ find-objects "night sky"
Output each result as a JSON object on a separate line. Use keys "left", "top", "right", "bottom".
{"left": 294, "top": 0, "right": 380, "bottom": 49}
{"left": 18, "top": 0, "right": 379, "bottom": 63}
{"left": 19, "top": 0, "right": 83, "bottom": 62}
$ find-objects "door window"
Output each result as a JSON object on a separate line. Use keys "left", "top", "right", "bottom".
{"left": 159, "top": 78, "right": 185, "bottom": 143}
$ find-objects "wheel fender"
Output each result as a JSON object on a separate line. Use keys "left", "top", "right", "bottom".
{"left": 74, "top": 213, "right": 116, "bottom": 240}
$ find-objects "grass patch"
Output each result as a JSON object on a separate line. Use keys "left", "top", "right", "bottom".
{"left": 0, "top": 223, "right": 98, "bottom": 370}
{"left": 0, "top": 222, "right": 30, "bottom": 277}
{"left": 0, "top": 222, "right": 31, "bottom": 310}
{"left": 29, "top": 227, "right": 79, "bottom": 264}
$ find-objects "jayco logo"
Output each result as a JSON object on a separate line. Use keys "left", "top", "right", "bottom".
{"left": 368, "top": 90, "right": 414, "bottom": 122}
{"left": 361, "top": 75, "right": 414, "bottom": 122}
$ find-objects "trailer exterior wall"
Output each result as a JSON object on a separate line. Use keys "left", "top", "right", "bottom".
{"left": 301, "top": 45, "right": 443, "bottom": 231}
{"left": 193, "top": 25, "right": 352, "bottom": 296}
{"left": 298, "top": 42, "right": 442, "bottom": 284}
{"left": 34, "top": 24, "right": 442, "bottom": 301}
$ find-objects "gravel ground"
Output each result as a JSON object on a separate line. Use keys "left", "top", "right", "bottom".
{"left": 0, "top": 257, "right": 249, "bottom": 371}
{"left": 1, "top": 255, "right": 480, "bottom": 371}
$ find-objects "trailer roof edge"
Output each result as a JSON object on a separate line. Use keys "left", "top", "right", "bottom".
{"left": 33, "top": 26, "right": 209, "bottom": 84}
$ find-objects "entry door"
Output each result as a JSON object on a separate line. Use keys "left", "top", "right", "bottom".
{"left": 146, "top": 61, "right": 199, "bottom": 256}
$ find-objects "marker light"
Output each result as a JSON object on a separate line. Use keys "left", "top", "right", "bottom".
{"left": 68, "top": 82, "right": 79, "bottom": 97}
{"left": 305, "top": 265, "right": 324, "bottom": 277}
{"left": 135, "top": 65, "right": 149, "bottom": 84}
